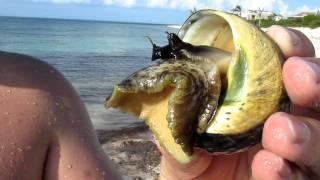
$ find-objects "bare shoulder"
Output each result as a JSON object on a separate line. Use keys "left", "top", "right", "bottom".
{"left": 0, "top": 51, "right": 121, "bottom": 179}
{"left": 0, "top": 51, "right": 78, "bottom": 129}
{"left": 0, "top": 52, "right": 69, "bottom": 179}
{"left": 0, "top": 51, "right": 71, "bottom": 91}
{"left": 1, "top": 51, "right": 59, "bottom": 123}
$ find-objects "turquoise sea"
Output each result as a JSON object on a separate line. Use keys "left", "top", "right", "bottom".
{"left": 0, "top": 16, "right": 176, "bottom": 130}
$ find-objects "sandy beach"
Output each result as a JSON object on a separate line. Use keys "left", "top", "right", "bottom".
{"left": 98, "top": 27, "right": 320, "bottom": 179}
{"left": 97, "top": 125, "right": 161, "bottom": 179}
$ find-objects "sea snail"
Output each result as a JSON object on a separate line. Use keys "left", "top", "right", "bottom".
{"left": 105, "top": 10, "right": 284, "bottom": 163}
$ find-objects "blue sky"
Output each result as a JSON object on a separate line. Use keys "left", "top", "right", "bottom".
{"left": 0, "top": 0, "right": 319, "bottom": 24}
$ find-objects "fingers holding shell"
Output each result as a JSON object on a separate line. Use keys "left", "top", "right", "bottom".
{"left": 262, "top": 112, "right": 320, "bottom": 178}
{"left": 252, "top": 150, "right": 309, "bottom": 180}
{"left": 283, "top": 57, "right": 320, "bottom": 114}
{"left": 267, "top": 26, "right": 320, "bottom": 114}
{"left": 266, "top": 25, "right": 315, "bottom": 58}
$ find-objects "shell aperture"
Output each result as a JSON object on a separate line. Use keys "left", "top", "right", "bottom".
{"left": 106, "top": 32, "right": 231, "bottom": 161}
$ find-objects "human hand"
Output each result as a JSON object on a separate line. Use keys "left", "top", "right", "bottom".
{"left": 158, "top": 25, "right": 318, "bottom": 180}
{"left": 253, "top": 26, "right": 318, "bottom": 180}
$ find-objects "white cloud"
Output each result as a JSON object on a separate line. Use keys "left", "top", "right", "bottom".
{"left": 103, "top": 0, "right": 136, "bottom": 7}
{"left": 145, "top": 0, "right": 169, "bottom": 8}
{"left": 27, "top": 0, "right": 320, "bottom": 16}
{"left": 280, "top": 4, "right": 319, "bottom": 16}
{"left": 145, "top": 0, "right": 287, "bottom": 13}
{"left": 144, "top": 0, "right": 226, "bottom": 10}
{"left": 292, "top": 5, "right": 317, "bottom": 14}
{"left": 33, "top": 0, "right": 137, "bottom": 6}
{"left": 32, "top": 0, "right": 91, "bottom": 4}
{"left": 146, "top": 0, "right": 194, "bottom": 9}
{"left": 213, "top": 0, "right": 227, "bottom": 10}
{"left": 103, "top": 0, "right": 112, "bottom": 5}
{"left": 28, "top": 0, "right": 289, "bottom": 12}
{"left": 228, "top": 0, "right": 277, "bottom": 12}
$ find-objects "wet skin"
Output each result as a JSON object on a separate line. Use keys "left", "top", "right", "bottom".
{"left": 0, "top": 52, "right": 121, "bottom": 179}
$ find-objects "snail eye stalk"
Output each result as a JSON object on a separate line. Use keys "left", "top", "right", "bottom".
{"left": 146, "top": 36, "right": 174, "bottom": 61}
{"left": 147, "top": 34, "right": 187, "bottom": 61}
{"left": 146, "top": 36, "right": 160, "bottom": 61}
{"left": 166, "top": 32, "right": 188, "bottom": 51}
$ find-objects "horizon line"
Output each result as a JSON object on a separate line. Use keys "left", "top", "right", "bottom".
{"left": 0, "top": 15, "right": 181, "bottom": 26}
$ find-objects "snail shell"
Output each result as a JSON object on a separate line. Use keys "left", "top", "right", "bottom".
{"left": 106, "top": 10, "right": 284, "bottom": 163}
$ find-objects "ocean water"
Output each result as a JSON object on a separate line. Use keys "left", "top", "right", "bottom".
{"left": 0, "top": 16, "right": 176, "bottom": 130}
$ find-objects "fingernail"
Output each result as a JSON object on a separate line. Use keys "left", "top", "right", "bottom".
{"left": 287, "top": 116, "right": 311, "bottom": 144}
{"left": 305, "top": 61, "right": 320, "bottom": 82}
{"left": 313, "top": 98, "right": 320, "bottom": 112}
{"left": 288, "top": 30, "right": 300, "bottom": 46}
{"left": 276, "top": 157, "right": 292, "bottom": 178}
{"left": 262, "top": 154, "right": 291, "bottom": 178}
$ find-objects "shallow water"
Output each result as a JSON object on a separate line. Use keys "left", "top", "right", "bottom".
{"left": 0, "top": 16, "right": 176, "bottom": 130}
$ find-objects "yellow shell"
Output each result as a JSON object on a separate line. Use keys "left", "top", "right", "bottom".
{"left": 179, "top": 10, "right": 284, "bottom": 135}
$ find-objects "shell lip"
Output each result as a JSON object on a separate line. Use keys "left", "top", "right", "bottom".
{"left": 195, "top": 124, "right": 263, "bottom": 153}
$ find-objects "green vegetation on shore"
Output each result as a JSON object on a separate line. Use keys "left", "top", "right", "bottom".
{"left": 250, "top": 15, "right": 320, "bottom": 29}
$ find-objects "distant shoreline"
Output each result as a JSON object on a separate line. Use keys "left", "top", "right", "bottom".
{"left": 167, "top": 25, "right": 181, "bottom": 29}
{"left": 0, "top": 15, "right": 173, "bottom": 26}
